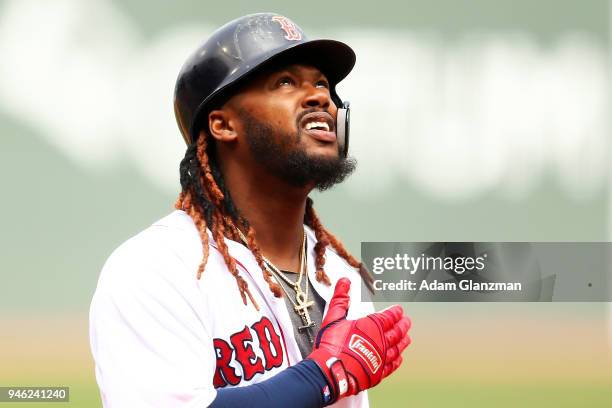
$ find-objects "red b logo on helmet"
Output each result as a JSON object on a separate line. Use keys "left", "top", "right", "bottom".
{"left": 272, "top": 16, "right": 302, "bottom": 41}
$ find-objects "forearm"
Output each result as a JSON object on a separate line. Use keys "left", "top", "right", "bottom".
{"left": 209, "top": 360, "right": 331, "bottom": 408}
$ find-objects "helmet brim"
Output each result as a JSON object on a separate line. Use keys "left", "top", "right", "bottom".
{"left": 270, "top": 38, "right": 356, "bottom": 87}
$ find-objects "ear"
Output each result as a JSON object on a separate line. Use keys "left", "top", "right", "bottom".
{"left": 208, "top": 109, "right": 238, "bottom": 142}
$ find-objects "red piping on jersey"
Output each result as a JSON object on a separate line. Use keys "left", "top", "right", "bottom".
{"left": 207, "top": 241, "right": 292, "bottom": 367}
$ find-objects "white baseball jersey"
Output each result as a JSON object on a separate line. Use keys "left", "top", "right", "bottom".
{"left": 89, "top": 210, "right": 374, "bottom": 407}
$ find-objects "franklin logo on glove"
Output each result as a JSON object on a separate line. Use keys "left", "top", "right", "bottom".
{"left": 349, "top": 334, "right": 382, "bottom": 374}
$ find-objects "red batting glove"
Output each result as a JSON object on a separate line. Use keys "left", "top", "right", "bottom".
{"left": 307, "top": 278, "right": 411, "bottom": 404}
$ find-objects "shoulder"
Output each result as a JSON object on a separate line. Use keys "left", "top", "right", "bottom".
{"left": 98, "top": 211, "right": 198, "bottom": 285}
{"left": 99, "top": 210, "right": 238, "bottom": 283}
{"left": 90, "top": 211, "right": 217, "bottom": 341}
{"left": 94, "top": 210, "right": 241, "bottom": 307}
{"left": 92, "top": 210, "right": 226, "bottom": 320}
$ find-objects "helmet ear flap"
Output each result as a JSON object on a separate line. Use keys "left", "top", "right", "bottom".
{"left": 336, "top": 101, "right": 350, "bottom": 158}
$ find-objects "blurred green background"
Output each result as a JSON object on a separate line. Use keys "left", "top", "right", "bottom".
{"left": 0, "top": 0, "right": 610, "bottom": 406}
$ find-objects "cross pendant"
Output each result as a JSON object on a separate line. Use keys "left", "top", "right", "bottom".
{"left": 294, "top": 299, "right": 314, "bottom": 318}
{"left": 295, "top": 299, "right": 316, "bottom": 343}
{"left": 298, "top": 317, "right": 316, "bottom": 343}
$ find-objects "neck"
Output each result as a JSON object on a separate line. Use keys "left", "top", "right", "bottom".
{"left": 219, "top": 155, "right": 312, "bottom": 272}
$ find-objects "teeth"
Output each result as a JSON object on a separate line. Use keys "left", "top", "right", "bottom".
{"left": 305, "top": 121, "right": 329, "bottom": 131}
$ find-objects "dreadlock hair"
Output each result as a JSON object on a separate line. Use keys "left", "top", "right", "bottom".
{"left": 175, "top": 132, "right": 374, "bottom": 310}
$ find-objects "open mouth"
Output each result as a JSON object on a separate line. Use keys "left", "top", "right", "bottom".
{"left": 299, "top": 112, "right": 336, "bottom": 143}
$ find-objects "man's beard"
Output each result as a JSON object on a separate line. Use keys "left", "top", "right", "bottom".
{"left": 240, "top": 109, "right": 356, "bottom": 191}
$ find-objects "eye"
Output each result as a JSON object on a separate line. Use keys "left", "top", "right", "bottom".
{"left": 277, "top": 76, "right": 295, "bottom": 87}
{"left": 316, "top": 79, "right": 329, "bottom": 89}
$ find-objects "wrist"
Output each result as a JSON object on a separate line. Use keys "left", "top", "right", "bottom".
{"left": 307, "top": 350, "right": 351, "bottom": 404}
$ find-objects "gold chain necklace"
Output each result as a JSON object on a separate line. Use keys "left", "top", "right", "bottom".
{"left": 235, "top": 228, "right": 316, "bottom": 340}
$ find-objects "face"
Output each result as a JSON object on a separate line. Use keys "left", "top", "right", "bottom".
{"left": 219, "top": 63, "right": 356, "bottom": 190}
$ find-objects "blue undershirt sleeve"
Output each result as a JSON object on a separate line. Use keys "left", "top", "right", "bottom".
{"left": 208, "top": 359, "right": 331, "bottom": 408}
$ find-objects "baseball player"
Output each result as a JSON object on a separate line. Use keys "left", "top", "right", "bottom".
{"left": 89, "top": 13, "right": 411, "bottom": 408}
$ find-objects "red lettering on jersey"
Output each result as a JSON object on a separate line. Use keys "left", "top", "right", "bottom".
{"left": 251, "top": 317, "right": 283, "bottom": 370}
{"left": 230, "top": 326, "right": 266, "bottom": 381}
{"left": 272, "top": 16, "right": 302, "bottom": 41}
{"left": 212, "top": 318, "right": 285, "bottom": 386}
{"left": 213, "top": 338, "right": 241, "bottom": 388}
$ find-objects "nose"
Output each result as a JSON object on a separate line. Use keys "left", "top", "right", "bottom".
{"left": 302, "top": 84, "right": 331, "bottom": 109}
